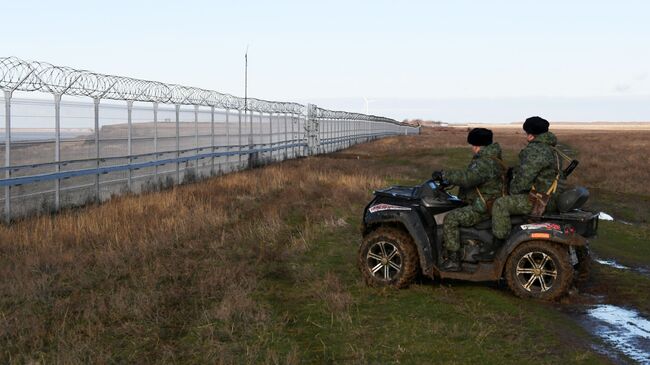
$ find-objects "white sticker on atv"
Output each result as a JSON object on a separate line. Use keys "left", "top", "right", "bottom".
{"left": 368, "top": 204, "right": 411, "bottom": 213}
{"left": 520, "top": 223, "right": 561, "bottom": 231}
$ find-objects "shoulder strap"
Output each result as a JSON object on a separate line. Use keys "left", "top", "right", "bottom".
{"left": 475, "top": 186, "right": 487, "bottom": 207}
{"left": 551, "top": 146, "right": 573, "bottom": 163}
{"left": 545, "top": 151, "right": 561, "bottom": 195}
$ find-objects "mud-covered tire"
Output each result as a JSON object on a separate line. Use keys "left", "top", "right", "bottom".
{"left": 574, "top": 246, "right": 591, "bottom": 286}
{"left": 505, "top": 241, "right": 573, "bottom": 301}
{"left": 358, "top": 227, "right": 419, "bottom": 288}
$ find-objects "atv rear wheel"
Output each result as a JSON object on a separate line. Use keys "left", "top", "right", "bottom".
{"left": 505, "top": 241, "right": 573, "bottom": 301}
{"left": 358, "top": 227, "right": 419, "bottom": 288}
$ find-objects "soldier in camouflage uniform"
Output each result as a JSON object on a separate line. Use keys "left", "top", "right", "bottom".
{"left": 432, "top": 128, "right": 505, "bottom": 271}
{"left": 491, "top": 116, "right": 561, "bottom": 241}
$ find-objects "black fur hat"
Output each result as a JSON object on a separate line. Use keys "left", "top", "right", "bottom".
{"left": 523, "top": 116, "right": 549, "bottom": 135}
{"left": 467, "top": 128, "right": 493, "bottom": 146}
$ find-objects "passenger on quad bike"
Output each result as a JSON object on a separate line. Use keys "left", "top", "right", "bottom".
{"left": 432, "top": 128, "right": 505, "bottom": 272}
{"left": 492, "top": 116, "right": 563, "bottom": 241}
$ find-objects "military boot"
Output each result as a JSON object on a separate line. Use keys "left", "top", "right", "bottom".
{"left": 474, "top": 238, "right": 504, "bottom": 262}
{"left": 441, "top": 251, "right": 461, "bottom": 272}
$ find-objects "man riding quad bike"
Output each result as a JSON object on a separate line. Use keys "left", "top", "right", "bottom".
{"left": 358, "top": 125, "right": 596, "bottom": 300}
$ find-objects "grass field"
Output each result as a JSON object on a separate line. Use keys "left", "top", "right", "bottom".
{"left": 1, "top": 127, "right": 648, "bottom": 363}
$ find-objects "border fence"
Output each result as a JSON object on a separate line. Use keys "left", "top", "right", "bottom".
{"left": 0, "top": 57, "right": 419, "bottom": 222}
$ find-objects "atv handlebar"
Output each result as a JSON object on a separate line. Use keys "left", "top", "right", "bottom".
{"left": 429, "top": 178, "right": 452, "bottom": 191}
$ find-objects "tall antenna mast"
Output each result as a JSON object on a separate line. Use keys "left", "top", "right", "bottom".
{"left": 244, "top": 45, "right": 249, "bottom": 113}
{"left": 244, "top": 45, "right": 253, "bottom": 156}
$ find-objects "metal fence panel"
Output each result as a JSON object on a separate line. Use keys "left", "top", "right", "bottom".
{"left": 0, "top": 57, "right": 420, "bottom": 222}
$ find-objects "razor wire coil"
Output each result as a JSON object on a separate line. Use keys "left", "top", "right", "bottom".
{"left": 0, "top": 56, "right": 403, "bottom": 124}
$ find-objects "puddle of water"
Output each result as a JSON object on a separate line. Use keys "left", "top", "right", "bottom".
{"left": 596, "top": 259, "right": 630, "bottom": 270}
{"left": 594, "top": 256, "right": 650, "bottom": 279}
{"left": 584, "top": 304, "right": 650, "bottom": 364}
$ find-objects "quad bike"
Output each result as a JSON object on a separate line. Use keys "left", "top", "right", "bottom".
{"left": 358, "top": 179, "right": 598, "bottom": 300}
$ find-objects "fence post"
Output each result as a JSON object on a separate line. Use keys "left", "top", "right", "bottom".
{"left": 225, "top": 108, "right": 230, "bottom": 172}
{"left": 247, "top": 110, "right": 255, "bottom": 168}
{"left": 290, "top": 112, "right": 295, "bottom": 158}
{"left": 269, "top": 112, "right": 273, "bottom": 161}
{"left": 359, "top": 120, "right": 362, "bottom": 143}
{"left": 94, "top": 98, "right": 100, "bottom": 202}
{"left": 344, "top": 119, "right": 348, "bottom": 148}
{"left": 367, "top": 120, "right": 370, "bottom": 141}
{"left": 153, "top": 102, "right": 158, "bottom": 181}
{"left": 210, "top": 106, "right": 215, "bottom": 174}
{"left": 303, "top": 113, "right": 306, "bottom": 156}
{"left": 194, "top": 105, "right": 199, "bottom": 174}
{"left": 54, "top": 93, "right": 61, "bottom": 211}
{"left": 323, "top": 118, "right": 327, "bottom": 153}
{"left": 334, "top": 119, "right": 341, "bottom": 151}
{"left": 3, "top": 91, "right": 12, "bottom": 223}
{"left": 126, "top": 100, "right": 133, "bottom": 191}
{"left": 283, "top": 112, "right": 288, "bottom": 159}
{"left": 329, "top": 118, "right": 332, "bottom": 152}
{"left": 175, "top": 104, "right": 180, "bottom": 183}
{"left": 305, "top": 104, "right": 320, "bottom": 156}
{"left": 342, "top": 119, "right": 345, "bottom": 149}
{"left": 248, "top": 110, "right": 253, "bottom": 149}
{"left": 249, "top": 110, "right": 253, "bottom": 156}
{"left": 305, "top": 105, "right": 312, "bottom": 155}
{"left": 347, "top": 119, "right": 350, "bottom": 147}
{"left": 257, "top": 112, "right": 264, "bottom": 160}
{"left": 238, "top": 109, "right": 242, "bottom": 168}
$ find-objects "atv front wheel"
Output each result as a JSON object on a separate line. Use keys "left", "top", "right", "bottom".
{"left": 505, "top": 241, "right": 573, "bottom": 301}
{"left": 358, "top": 227, "right": 419, "bottom": 288}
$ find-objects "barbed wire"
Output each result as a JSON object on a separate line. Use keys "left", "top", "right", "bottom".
{"left": 0, "top": 56, "right": 406, "bottom": 124}
{"left": 0, "top": 56, "right": 304, "bottom": 114}
{"left": 314, "top": 107, "right": 398, "bottom": 123}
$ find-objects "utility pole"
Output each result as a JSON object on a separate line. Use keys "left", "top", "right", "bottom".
{"left": 245, "top": 45, "right": 256, "bottom": 167}
{"left": 244, "top": 45, "right": 248, "bottom": 121}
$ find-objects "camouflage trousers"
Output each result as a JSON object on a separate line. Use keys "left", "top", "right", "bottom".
{"left": 443, "top": 206, "right": 490, "bottom": 252}
{"left": 492, "top": 194, "right": 533, "bottom": 239}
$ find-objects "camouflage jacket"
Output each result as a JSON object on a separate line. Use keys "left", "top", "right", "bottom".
{"left": 510, "top": 132, "right": 561, "bottom": 195}
{"left": 444, "top": 143, "right": 505, "bottom": 213}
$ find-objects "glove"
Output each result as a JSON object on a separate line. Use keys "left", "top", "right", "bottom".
{"left": 431, "top": 170, "right": 444, "bottom": 181}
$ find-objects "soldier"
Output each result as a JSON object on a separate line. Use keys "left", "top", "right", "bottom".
{"left": 490, "top": 116, "right": 561, "bottom": 245}
{"left": 432, "top": 128, "right": 505, "bottom": 271}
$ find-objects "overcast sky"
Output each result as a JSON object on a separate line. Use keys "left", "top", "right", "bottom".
{"left": 3, "top": 0, "right": 649, "bottom": 122}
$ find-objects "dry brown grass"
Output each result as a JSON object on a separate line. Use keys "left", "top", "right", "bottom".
{"left": 0, "top": 156, "right": 384, "bottom": 363}
{"left": 377, "top": 126, "right": 650, "bottom": 196}
{"left": 556, "top": 130, "right": 650, "bottom": 196}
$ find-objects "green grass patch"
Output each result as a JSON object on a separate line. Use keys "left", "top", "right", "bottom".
{"left": 256, "top": 203, "right": 608, "bottom": 364}
{"left": 590, "top": 221, "right": 650, "bottom": 267}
